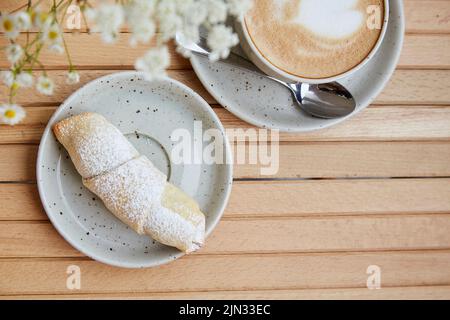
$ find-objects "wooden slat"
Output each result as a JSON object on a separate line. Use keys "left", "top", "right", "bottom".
{"left": 2, "top": 179, "right": 450, "bottom": 221}
{"left": 1, "top": 251, "right": 450, "bottom": 294}
{"left": 3, "top": 1, "right": 450, "bottom": 35}
{"left": 376, "top": 70, "right": 450, "bottom": 105}
{"left": 227, "top": 179, "right": 450, "bottom": 217}
{"left": 406, "top": 1, "right": 450, "bottom": 34}
{"left": 1, "top": 142, "right": 450, "bottom": 182}
{"left": 235, "top": 141, "right": 450, "bottom": 178}
{"left": 1, "top": 214, "right": 449, "bottom": 257}
{"left": 4, "top": 286, "right": 450, "bottom": 300}
{"left": 0, "top": 35, "right": 190, "bottom": 70}
{"left": 1, "top": 106, "right": 450, "bottom": 144}
{"left": 0, "top": 70, "right": 214, "bottom": 107}
{"left": 0, "top": 145, "right": 36, "bottom": 182}
{"left": 1, "top": 35, "right": 450, "bottom": 70}
{"left": 2, "top": 69, "right": 449, "bottom": 107}
{"left": 401, "top": 34, "right": 450, "bottom": 69}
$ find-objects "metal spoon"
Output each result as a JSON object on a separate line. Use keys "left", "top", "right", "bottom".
{"left": 176, "top": 33, "right": 356, "bottom": 119}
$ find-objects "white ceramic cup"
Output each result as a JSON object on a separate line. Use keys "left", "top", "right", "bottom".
{"left": 235, "top": 0, "right": 390, "bottom": 84}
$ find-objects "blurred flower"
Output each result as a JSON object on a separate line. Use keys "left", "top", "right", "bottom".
{"left": 41, "top": 24, "right": 64, "bottom": 53}
{"left": 66, "top": 70, "right": 80, "bottom": 84}
{"left": 159, "top": 13, "right": 183, "bottom": 41}
{"left": 0, "top": 104, "right": 26, "bottom": 126}
{"left": 135, "top": 46, "right": 170, "bottom": 81}
{"left": 30, "top": 7, "right": 52, "bottom": 28}
{"left": 207, "top": 24, "right": 239, "bottom": 61}
{"left": 1, "top": 71, "right": 16, "bottom": 88}
{"left": 86, "top": 4, "right": 125, "bottom": 43}
{"left": 125, "top": 0, "right": 157, "bottom": 46}
{"left": 16, "top": 72, "right": 33, "bottom": 88}
{"left": 0, "top": 14, "right": 20, "bottom": 40}
{"left": 227, "top": 0, "right": 253, "bottom": 19}
{"left": 36, "top": 76, "right": 55, "bottom": 95}
{"left": 205, "top": 0, "right": 228, "bottom": 24}
{"left": 15, "top": 11, "right": 32, "bottom": 30}
{"left": 5, "top": 44, "right": 24, "bottom": 65}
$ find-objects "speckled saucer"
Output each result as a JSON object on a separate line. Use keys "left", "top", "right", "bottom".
{"left": 191, "top": 0, "right": 405, "bottom": 132}
{"left": 37, "top": 72, "right": 233, "bottom": 268}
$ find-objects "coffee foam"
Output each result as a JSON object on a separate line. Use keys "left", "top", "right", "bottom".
{"left": 245, "top": 0, "right": 384, "bottom": 79}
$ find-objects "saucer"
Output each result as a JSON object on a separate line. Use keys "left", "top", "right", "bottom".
{"left": 190, "top": 0, "right": 405, "bottom": 132}
{"left": 37, "top": 72, "right": 233, "bottom": 268}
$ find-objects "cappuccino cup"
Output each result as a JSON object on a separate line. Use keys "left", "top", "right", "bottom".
{"left": 235, "top": 0, "right": 389, "bottom": 84}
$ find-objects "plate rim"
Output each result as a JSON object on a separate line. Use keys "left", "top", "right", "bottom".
{"left": 36, "top": 71, "right": 233, "bottom": 268}
{"left": 190, "top": 0, "right": 405, "bottom": 133}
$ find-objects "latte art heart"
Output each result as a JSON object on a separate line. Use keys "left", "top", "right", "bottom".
{"left": 245, "top": 0, "right": 385, "bottom": 79}
{"left": 295, "top": 0, "right": 364, "bottom": 39}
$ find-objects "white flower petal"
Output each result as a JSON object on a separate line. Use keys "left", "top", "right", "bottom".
{"left": 0, "top": 14, "right": 20, "bottom": 40}
{"left": 5, "top": 44, "right": 23, "bottom": 65}
{"left": 207, "top": 24, "right": 239, "bottom": 61}
{"left": 0, "top": 104, "right": 26, "bottom": 126}
{"left": 36, "top": 76, "right": 55, "bottom": 96}
{"left": 16, "top": 72, "right": 33, "bottom": 88}
{"left": 66, "top": 71, "right": 80, "bottom": 84}
{"left": 135, "top": 46, "right": 170, "bottom": 81}
{"left": 15, "top": 11, "right": 32, "bottom": 30}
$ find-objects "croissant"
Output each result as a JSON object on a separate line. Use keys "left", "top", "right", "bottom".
{"left": 53, "top": 112, "right": 205, "bottom": 253}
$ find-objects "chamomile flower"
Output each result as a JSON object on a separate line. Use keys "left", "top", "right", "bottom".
{"left": 15, "top": 11, "right": 32, "bottom": 30}
{"left": 66, "top": 70, "right": 80, "bottom": 84}
{"left": 157, "top": 0, "right": 177, "bottom": 17}
{"left": 125, "top": 0, "right": 156, "bottom": 46}
{"left": 30, "top": 7, "right": 52, "bottom": 28}
{"left": 0, "top": 14, "right": 20, "bottom": 40}
{"left": 0, "top": 71, "right": 16, "bottom": 88}
{"left": 86, "top": 4, "right": 125, "bottom": 43}
{"left": 5, "top": 44, "right": 23, "bottom": 65}
{"left": 207, "top": 24, "right": 239, "bottom": 61}
{"left": 0, "top": 104, "right": 26, "bottom": 126}
{"left": 205, "top": 0, "right": 228, "bottom": 24}
{"left": 36, "top": 76, "right": 55, "bottom": 96}
{"left": 135, "top": 46, "right": 170, "bottom": 81}
{"left": 41, "top": 24, "right": 64, "bottom": 53}
{"left": 183, "top": 2, "right": 208, "bottom": 26}
{"left": 16, "top": 72, "right": 33, "bottom": 88}
{"left": 159, "top": 13, "right": 183, "bottom": 41}
{"left": 227, "top": 0, "right": 253, "bottom": 19}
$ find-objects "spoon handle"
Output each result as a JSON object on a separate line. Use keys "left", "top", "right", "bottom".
{"left": 181, "top": 34, "right": 291, "bottom": 85}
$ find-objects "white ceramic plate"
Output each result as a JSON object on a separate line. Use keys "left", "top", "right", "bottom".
{"left": 191, "top": 0, "right": 405, "bottom": 132}
{"left": 37, "top": 72, "right": 233, "bottom": 268}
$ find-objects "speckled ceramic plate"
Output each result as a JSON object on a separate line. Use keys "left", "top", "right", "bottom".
{"left": 191, "top": 0, "right": 405, "bottom": 132}
{"left": 37, "top": 72, "right": 233, "bottom": 268}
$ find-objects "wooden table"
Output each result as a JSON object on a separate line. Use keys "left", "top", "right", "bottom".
{"left": 1, "top": 0, "right": 450, "bottom": 299}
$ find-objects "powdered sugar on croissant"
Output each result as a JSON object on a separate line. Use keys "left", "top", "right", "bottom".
{"left": 53, "top": 112, "right": 139, "bottom": 179}
{"left": 83, "top": 156, "right": 205, "bottom": 253}
{"left": 53, "top": 112, "right": 206, "bottom": 253}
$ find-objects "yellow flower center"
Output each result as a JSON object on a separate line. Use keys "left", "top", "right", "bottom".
{"left": 42, "top": 82, "right": 50, "bottom": 89}
{"left": 3, "top": 19, "right": 13, "bottom": 31}
{"left": 39, "top": 13, "right": 48, "bottom": 23}
{"left": 48, "top": 30, "right": 59, "bottom": 40}
{"left": 4, "top": 109, "right": 16, "bottom": 119}
{"left": 11, "top": 82, "right": 20, "bottom": 91}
